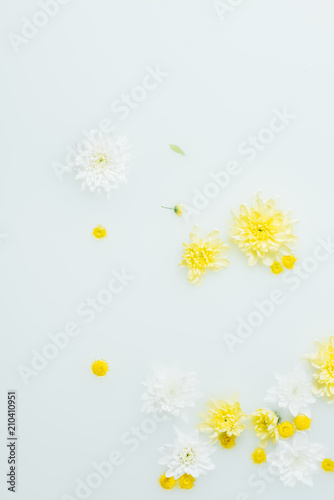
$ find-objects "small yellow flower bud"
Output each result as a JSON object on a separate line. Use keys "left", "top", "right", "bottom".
{"left": 282, "top": 255, "right": 297, "bottom": 269}
{"left": 294, "top": 415, "right": 311, "bottom": 431}
{"left": 92, "top": 225, "right": 107, "bottom": 239}
{"left": 159, "top": 474, "right": 176, "bottom": 489}
{"left": 174, "top": 203, "right": 183, "bottom": 217}
{"left": 271, "top": 262, "right": 284, "bottom": 274}
{"left": 251, "top": 448, "right": 266, "bottom": 465}
{"left": 322, "top": 459, "right": 334, "bottom": 473}
{"left": 278, "top": 421, "right": 295, "bottom": 439}
{"left": 91, "top": 359, "right": 109, "bottom": 377}
{"left": 219, "top": 433, "right": 236, "bottom": 449}
{"left": 178, "top": 474, "right": 195, "bottom": 489}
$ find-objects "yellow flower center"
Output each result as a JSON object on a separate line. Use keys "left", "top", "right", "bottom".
{"left": 91, "top": 359, "right": 109, "bottom": 377}
{"left": 179, "top": 447, "right": 196, "bottom": 464}
{"left": 252, "top": 218, "right": 273, "bottom": 239}
{"left": 178, "top": 474, "right": 195, "bottom": 489}
{"left": 210, "top": 410, "right": 232, "bottom": 430}
{"left": 184, "top": 243, "right": 214, "bottom": 272}
{"left": 245, "top": 211, "right": 276, "bottom": 243}
{"left": 90, "top": 152, "right": 112, "bottom": 171}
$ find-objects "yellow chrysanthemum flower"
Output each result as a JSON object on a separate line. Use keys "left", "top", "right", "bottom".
{"left": 92, "top": 225, "right": 107, "bottom": 239}
{"left": 218, "top": 433, "right": 236, "bottom": 449}
{"left": 306, "top": 336, "right": 334, "bottom": 403}
{"left": 282, "top": 255, "right": 297, "bottom": 269}
{"left": 271, "top": 262, "right": 283, "bottom": 275}
{"left": 161, "top": 203, "right": 183, "bottom": 217}
{"left": 251, "top": 409, "right": 279, "bottom": 446}
{"left": 199, "top": 398, "right": 246, "bottom": 442}
{"left": 159, "top": 474, "right": 176, "bottom": 489}
{"left": 251, "top": 448, "right": 266, "bottom": 465}
{"left": 180, "top": 226, "right": 229, "bottom": 285}
{"left": 278, "top": 421, "right": 295, "bottom": 439}
{"left": 178, "top": 474, "right": 195, "bottom": 489}
{"left": 91, "top": 359, "right": 109, "bottom": 377}
{"left": 321, "top": 458, "right": 334, "bottom": 473}
{"left": 294, "top": 414, "right": 312, "bottom": 431}
{"left": 230, "top": 191, "right": 298, "bottom": 267}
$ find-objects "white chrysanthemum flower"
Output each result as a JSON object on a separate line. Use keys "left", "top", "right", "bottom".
{"left": 141, "top": 367, "right": 200, "bottom": 418}
{"left": 267, "top": 432, "right": 324, "bottom": 487}
{"left": 265, "top": 366, "right": 315, "bottom": 417}
{"left": 70, "top": 130, "right": 130, "bottom": 195}
{"left": 159, "top": 428, "right": 215, "bottom": 479}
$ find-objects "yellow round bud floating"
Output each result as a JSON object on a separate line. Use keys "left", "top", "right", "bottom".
{"left": 91, "top": 359, "right": 109, "bottom": 377}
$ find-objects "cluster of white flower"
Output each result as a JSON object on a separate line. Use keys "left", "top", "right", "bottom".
{"left": 263, "top": 365, "right": 323, "bottom": 487}
{"left": 143, "top": 362, "right": 332, "bottom": 491}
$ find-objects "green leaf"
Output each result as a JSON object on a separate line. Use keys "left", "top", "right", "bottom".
{"left": 169, "top": 144, "right": 185, "bottom": 156}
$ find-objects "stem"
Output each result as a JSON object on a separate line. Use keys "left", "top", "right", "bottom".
{"left": 161, "top": 206, "right": 173, "bottom": 210}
